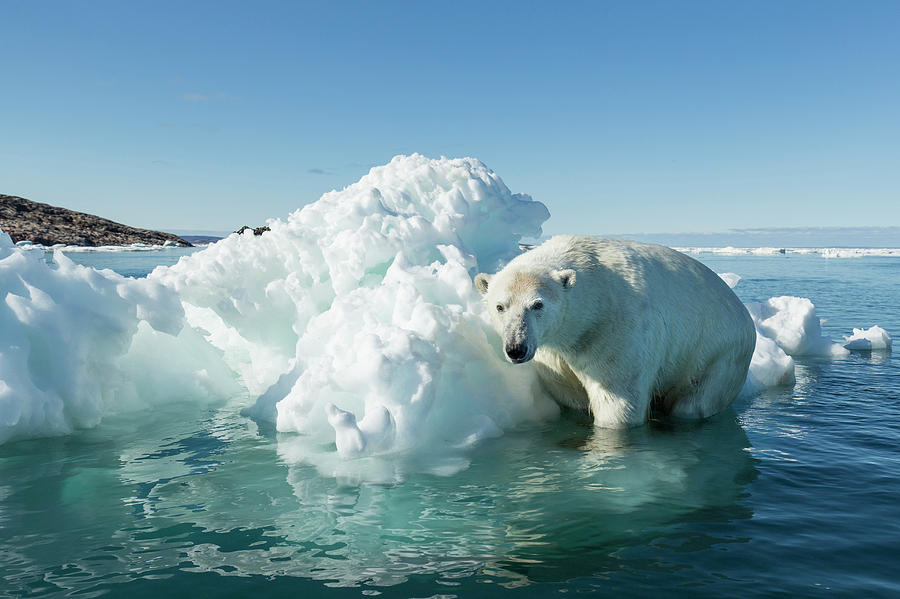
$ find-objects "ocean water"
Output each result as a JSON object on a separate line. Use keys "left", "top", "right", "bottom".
{"left": 42, "top": 246, "right": 199, "bottom": 279}
{"left": 2, "top": 248, "right": 899, "bottom": 598}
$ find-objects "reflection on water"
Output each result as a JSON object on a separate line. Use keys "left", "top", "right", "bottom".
{"left": 0, "top": 403, "right": 757, "bottom": 595}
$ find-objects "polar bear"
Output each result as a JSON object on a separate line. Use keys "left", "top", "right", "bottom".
{"left": 474, "top": 235, "right": 755, "bottom": 428}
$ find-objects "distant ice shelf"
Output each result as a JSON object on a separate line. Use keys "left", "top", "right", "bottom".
{"left": 15, "top": 239, "right": 185, "bottom": 252}
{"left": 676, "top": 246, "right": 900, "bottom": 258}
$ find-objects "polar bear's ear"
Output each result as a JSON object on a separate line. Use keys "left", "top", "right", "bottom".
{"left": 474, "top": 273, "right": 492, "bottom": 295}
{"left": 553, "top": 269, "right": 576, "bottom": 289}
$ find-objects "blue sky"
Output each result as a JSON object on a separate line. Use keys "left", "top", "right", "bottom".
{"left": 1, "top": 1, "right": 898, "bottom": 236}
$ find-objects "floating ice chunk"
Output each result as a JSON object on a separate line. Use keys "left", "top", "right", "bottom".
{"left": 738, "top": 294, "right": 863, "bottom": 395}
{"left": 0, "top": 230, "right": 235, "bottom": 445}
{"left": 746, "top": 296, "right": 849, "bottom": 358}
{"left": 743, "top": 331, "right": 795, "bottom": 395}
{"left": 717, "top": 272, "right": 741, "bottom": 289}
{"left": 843, "top": 326, "right": 892, "bottom": 351}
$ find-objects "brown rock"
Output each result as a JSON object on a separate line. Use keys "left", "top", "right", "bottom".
{"left": 0, "top": 194, "right": 192, "bottom": 247}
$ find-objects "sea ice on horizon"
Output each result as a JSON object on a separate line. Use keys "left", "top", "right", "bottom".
{"left": 747, "top": 296, "right": 849, "bottom": 359}
{"left": 679, "top": 246, "right": 900, "bottom": 258}
{"left": 15, "top": 239, "right": 184, "bottom": 252}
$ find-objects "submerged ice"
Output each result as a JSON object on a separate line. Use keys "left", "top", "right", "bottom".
{"left": 0, "top": 154, "right": 891, "bottom": 474}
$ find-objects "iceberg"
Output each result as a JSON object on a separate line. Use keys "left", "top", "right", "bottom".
{"left": 146, "top": 155, "right": 556, "bottom": 472}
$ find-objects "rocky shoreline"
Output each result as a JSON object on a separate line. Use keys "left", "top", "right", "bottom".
{"left": 0, "top": 194, "right": 191, "bottom": 247}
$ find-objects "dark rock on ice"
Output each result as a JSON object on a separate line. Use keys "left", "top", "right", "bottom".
{"left": 235, "top": 225, "right": 271, "bottom": 236}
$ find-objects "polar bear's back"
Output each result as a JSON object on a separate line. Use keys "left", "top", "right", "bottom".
{"left": 524, "top": 235, "right": 742, "bottom": 311}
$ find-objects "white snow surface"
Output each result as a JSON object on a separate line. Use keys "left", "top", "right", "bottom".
{"left": 843, "top": 325, "right": 892, "bottom": 351}
{"left": 1, "top": 155, "right": 891, "bottom": 478}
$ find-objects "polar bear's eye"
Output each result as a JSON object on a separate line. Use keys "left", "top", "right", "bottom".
{"left": 496, "top": 304, "right": 504, "bottom": 313}
{"left": 532, "top": 301, "right": 543, "bottom": 311}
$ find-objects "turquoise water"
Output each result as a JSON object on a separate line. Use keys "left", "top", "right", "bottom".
{"left": 46, "top": 247, "right": 199, "bottom": 279}
{"left": 2, "top": 250, "right": 899, "bottom": 597}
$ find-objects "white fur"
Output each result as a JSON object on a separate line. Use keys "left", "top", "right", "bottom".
{"left": 475, "top": 235, "right": 755, "bottom": 428}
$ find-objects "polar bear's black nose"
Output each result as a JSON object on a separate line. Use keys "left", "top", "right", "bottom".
{"left": 505, "top": 344, "right": 527, "bottom": 362}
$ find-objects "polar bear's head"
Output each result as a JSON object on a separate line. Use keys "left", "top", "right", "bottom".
{"left": 474, "top": 267, "right": 576, "bottom": 363}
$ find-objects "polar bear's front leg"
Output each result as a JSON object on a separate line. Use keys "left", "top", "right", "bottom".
{"left": 582, "top": 380, "right": 648, "bottom": 428}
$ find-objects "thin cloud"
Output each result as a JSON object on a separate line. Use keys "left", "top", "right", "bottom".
{"left": 307, "top": 168, "right": 336, "bottom": 175}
